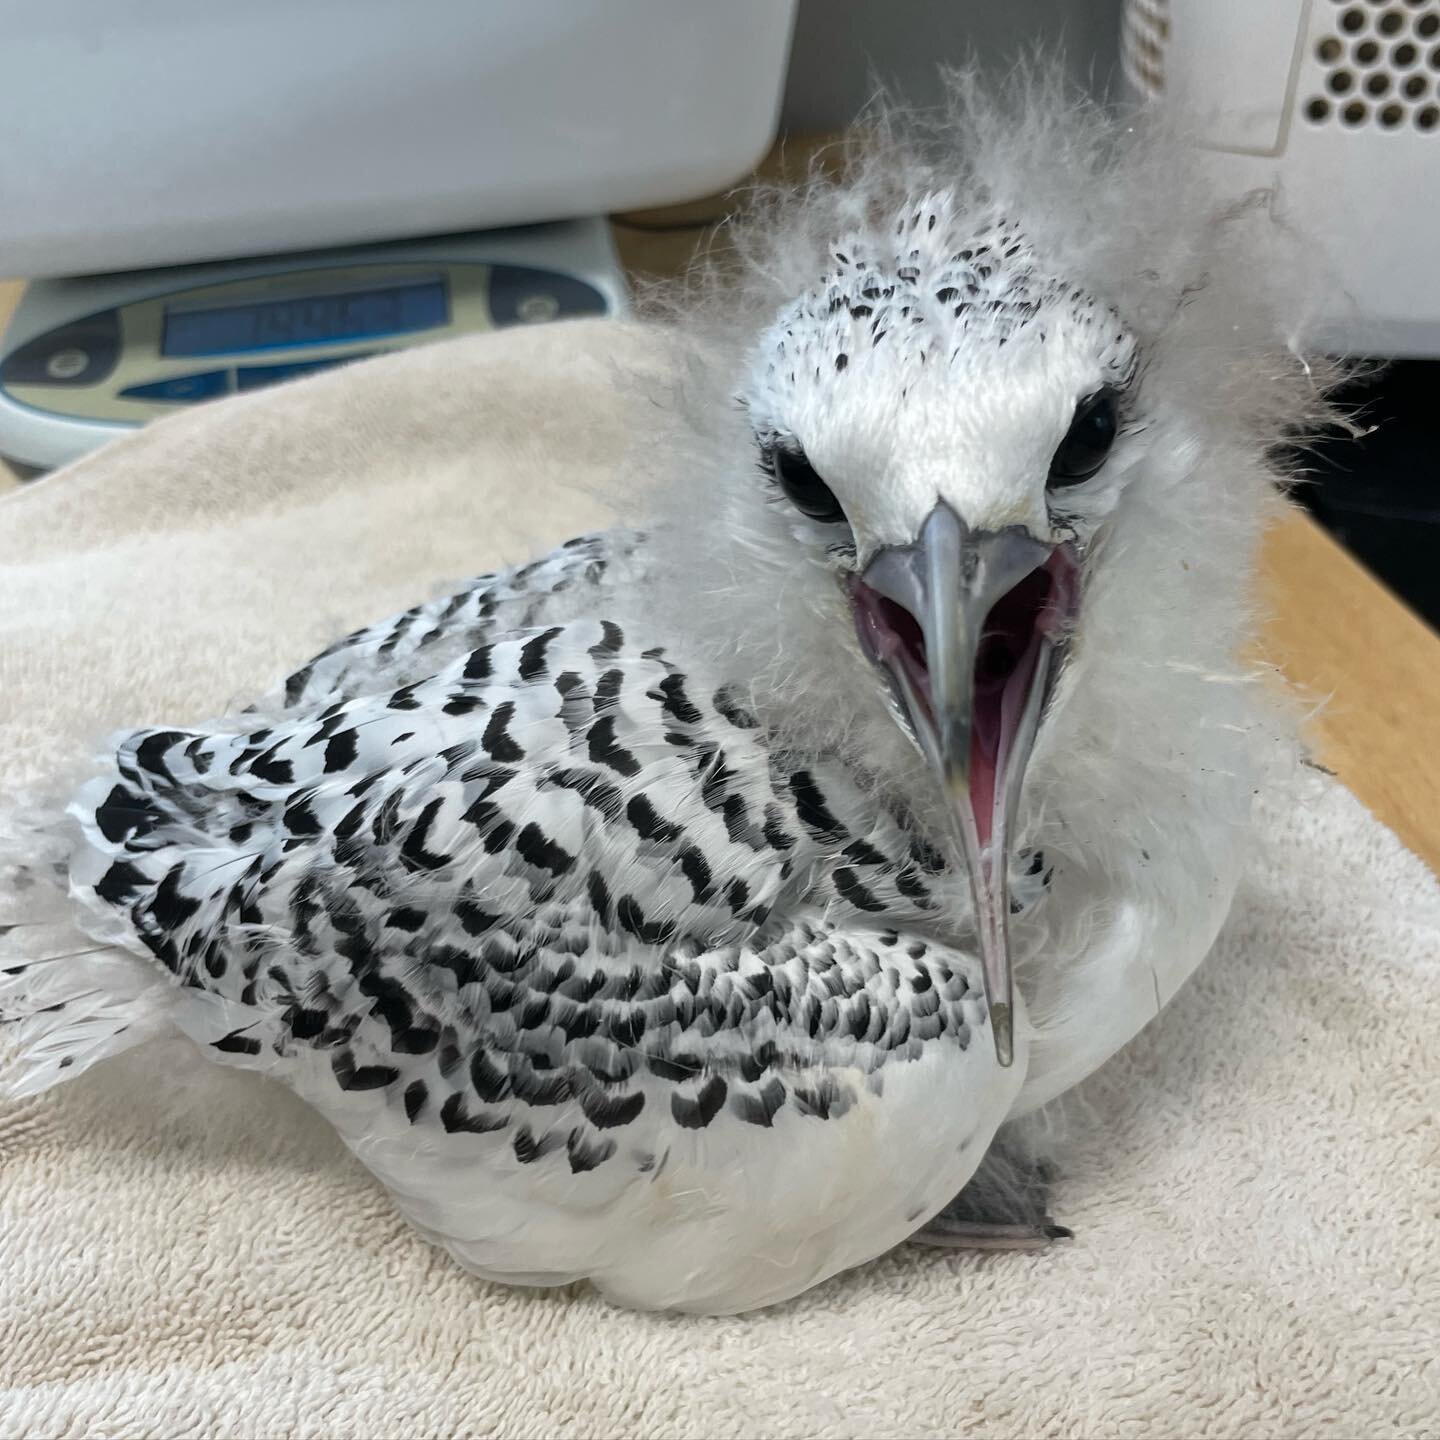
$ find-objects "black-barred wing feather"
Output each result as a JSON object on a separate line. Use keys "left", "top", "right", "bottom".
{"left": 71, "top": 615, "right": 968, "bottom": 1104}
{"left": 261, "top": 531, "right": 640, "bottom": 713}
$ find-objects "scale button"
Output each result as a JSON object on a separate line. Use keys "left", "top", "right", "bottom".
{"left": 516, "top": 294, "right": 560, "bottom": 324}
{"left": 487, "top": 266, "right": 607, "bottom": 328}
{"left": 119, "top": 370, "right": 230, "bottom": 403}
{"left": 46, "top": 348, "right": 90, "bottom": 380}
{"left": 234, "top": 354, "right": 366, "bottom": 391}
{"left": 0, "top": 308, "right": 120, "bottom": 388}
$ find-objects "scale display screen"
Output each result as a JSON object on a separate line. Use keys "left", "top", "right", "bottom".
{"left": 162, "top": 279, "right": 449, "bottom": 356}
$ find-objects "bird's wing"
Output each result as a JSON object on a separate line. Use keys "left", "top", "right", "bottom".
{"left": 69, "top": 612, "right": 956, "bottom": 1032}
{"left": 13, "top": 612, "right": 1019, "bottom": 1307}
{"left": 259, "top": 530, "right": 641, "bottom": 713}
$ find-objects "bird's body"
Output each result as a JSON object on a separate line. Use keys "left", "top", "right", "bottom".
{"left": 30, "top": 535, "right": 1028, "bottom": 1313}
{"left": 1, "top": 73, "right": 1340, "bottom": 1313}
{"left": 3, "top": 528, "right": 1227, "bottom": 1311}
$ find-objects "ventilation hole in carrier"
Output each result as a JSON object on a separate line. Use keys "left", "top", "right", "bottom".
{"left": 1306, "top": 5, "right": 1440, "bottom": 128}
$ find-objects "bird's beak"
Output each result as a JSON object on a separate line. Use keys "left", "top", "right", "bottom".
{"left": 850, "top": 501, "right": 1081, "bottom": 1067}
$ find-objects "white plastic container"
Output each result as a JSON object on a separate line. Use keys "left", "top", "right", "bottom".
{"left": 0, "top": 0, "right": 797, "bottom": 277}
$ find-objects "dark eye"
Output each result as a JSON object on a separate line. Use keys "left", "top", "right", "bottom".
{"left": 768, "top": 445, "right": 847, "bottom": 524}
{"left": 1048, "top": 388, "right": 1120, "bottom": 487}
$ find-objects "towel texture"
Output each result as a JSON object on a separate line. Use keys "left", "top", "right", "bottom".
{"left": 1, "top": 320, "right": 1436, "bottom": 1439}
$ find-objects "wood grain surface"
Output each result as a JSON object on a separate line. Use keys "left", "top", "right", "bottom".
{"left": 1259, "top": 510, "right": 1439, "bottom": 869}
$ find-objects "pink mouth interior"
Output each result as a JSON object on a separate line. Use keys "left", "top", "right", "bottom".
{"left": 854, "top": 556, "right": 1073, "bottom": 848}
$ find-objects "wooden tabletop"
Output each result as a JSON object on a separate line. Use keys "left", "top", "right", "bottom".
{"left": 4, "top": 168, "right": 1437, "bottom": 874}
{"left": 1259, "top": 514, "right": 1440, "bottom": 870}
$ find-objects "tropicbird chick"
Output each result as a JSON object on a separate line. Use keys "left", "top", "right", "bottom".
{"left": 0, "top": 75, "right": 1342, "bottom": 1314}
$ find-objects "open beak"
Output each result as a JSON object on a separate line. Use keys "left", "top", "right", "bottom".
{"left": 849, "top": 501, "right": 1080, "bottom": 1067}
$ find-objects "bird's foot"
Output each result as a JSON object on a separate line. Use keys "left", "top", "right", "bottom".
{"left": 910, "top": 1122, "right": 1073, "bottom": 1251}
{"left": 910, "top": 1214, "right": 1073, "bottom": 1251}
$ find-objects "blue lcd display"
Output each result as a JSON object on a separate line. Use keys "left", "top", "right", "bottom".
{"left": 163, "top": 279, "right": 448, "bottom": 357}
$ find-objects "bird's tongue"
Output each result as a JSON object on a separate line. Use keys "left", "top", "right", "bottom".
{"left": 855, "top": 565, "right": 1057, "bottom": 850}
{"left": 966, "top": 568, "right": 1053, "bottom": 848}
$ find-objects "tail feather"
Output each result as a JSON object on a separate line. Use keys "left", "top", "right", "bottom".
{"left": 3, "top": 714, "right": 318, "bottom": 1101}
{"left": 4, "top": 1008, "right": 159, "bottom": 1100}
{"left": 0, "top": 945, "right": 169, "bottom": 1099}
{"left": 0, "top": 800, "right": 173, "bottom": 1100}
{"left": 0, "top": 917, "right": 107, "bottom": 962}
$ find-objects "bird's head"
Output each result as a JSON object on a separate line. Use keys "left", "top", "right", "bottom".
{"left": 639, "top": 74, "right": 1345, "bottom": 1071}
{"left": 732, "top": 189, "right": 1147, "bottom": 1066}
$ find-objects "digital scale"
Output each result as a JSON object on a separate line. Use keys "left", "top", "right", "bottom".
{"left": 0, "top": 217, "right": 627, "bottom": 475}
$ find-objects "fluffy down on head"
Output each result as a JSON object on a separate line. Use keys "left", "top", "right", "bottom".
{"left": 627, "top": 61, "right": 1347, "bottom": 835}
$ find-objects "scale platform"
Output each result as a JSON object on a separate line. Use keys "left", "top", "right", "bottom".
{"left": 0, "top": 217, "right": 627, "bottom": 475}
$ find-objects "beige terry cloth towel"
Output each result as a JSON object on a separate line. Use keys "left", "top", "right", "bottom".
{"left": 1, "top": 319, "right": 1437, "bottom": 1440}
